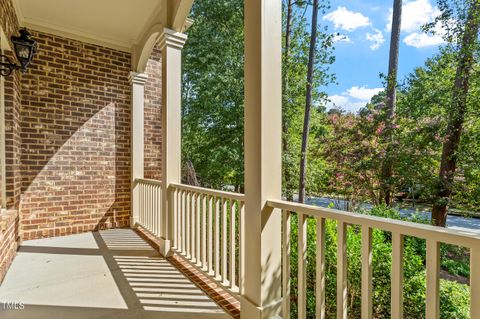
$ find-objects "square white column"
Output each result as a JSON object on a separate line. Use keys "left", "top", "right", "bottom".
{"left": 158, "top": 28, "right": 187, "bottom": 256}
{"left": 129, "top": 72, "right": 148, "bottom": 227}
{"left": 242, "top": 0, "right": 283, "bottom": 318}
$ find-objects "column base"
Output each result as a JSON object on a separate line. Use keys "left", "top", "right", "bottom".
{"left": 159, "top": 237, "right": 173, "bottom": 257}
{"left": 240, "top": 295, "right": 282, "bottom": 319}
{"left": 129, "top": 217, "right": 138, "bottom": 229}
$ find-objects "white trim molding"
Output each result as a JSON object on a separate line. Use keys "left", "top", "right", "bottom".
{"left": 22, "top": 20, "right": 132, "bottom": 52}
{"left": 129, "top": 72, "right": 149, "bottom": 86}
{"left": 158, "top": 28, "right": 188, "bottom": 51}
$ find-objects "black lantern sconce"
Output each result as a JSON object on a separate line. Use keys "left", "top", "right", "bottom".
{"left": 0, "top": 28, "right": 37, "bottom": 77}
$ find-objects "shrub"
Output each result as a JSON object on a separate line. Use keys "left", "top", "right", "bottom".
{"left": 288, "top": 206, "right": 470, "bottom": 318}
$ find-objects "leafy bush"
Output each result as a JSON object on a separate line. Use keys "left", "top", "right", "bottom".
{"left": 288, "top": 206, "right": 470, "bottom": 318}
{"left": 439, "top": 280, "right": 470, "bottom": 319}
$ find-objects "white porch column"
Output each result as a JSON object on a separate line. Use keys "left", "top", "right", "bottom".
{"left": 242, "top": 0, "right": 283, "bottom": 318}
{"left": 129, "top": 72, "right": 148, "bottom": 228}
{"left": 158, "top": 28, "right": 187, "bottom": 257}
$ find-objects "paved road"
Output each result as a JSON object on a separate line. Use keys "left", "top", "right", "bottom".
{"left": 305, "top": 197, "right": 480, "bottom": 234}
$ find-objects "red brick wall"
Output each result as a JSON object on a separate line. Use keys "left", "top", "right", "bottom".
{"left": 20, "top": 31, "right": 132, "bottom": 239}
{"left": 4, "top": 62, "right": 22, "bottom": 211}
{"left": 0, "top": 0, "right": 21, "bottom": 282}
{"left": 144, "top": 45, "right": 162, "bottom": 180}
{"left": 0, "top": 0, "right": 164, "bottom": 280}
{"left": 0, "top": 210, "right": 19, "bottom": 283}
{"left": 0, "top": 0, "right": 20, "bottom": 45}
{"left": 1, "top": 0, "right": 22, "bottom": 211}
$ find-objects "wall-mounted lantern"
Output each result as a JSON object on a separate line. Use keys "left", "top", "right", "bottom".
{"left": 0, "top": 29, "right": 37, "bottom": 77}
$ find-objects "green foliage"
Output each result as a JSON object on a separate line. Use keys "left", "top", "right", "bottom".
{"left": 396, "top": 47, "right": 480, "bottom": 211}
{"left": 282, "top": 1, "right": 336, "bottom": 199}
{"left": 181, "top": 2, "right": 474, "bottom": 317}
{"left": 315, "top": 47, "right": 480, "bottom": 212}
{"left": 317, "top": 111, "right": 386, "bottom": 207}
{"left": 440, "top": 244, "right": 470, "bottom": 277}
{"left": 182, "top": 0, "right": 244, "bottom": 189}
{"left": 288, "top": 206, "right": 470, "bottom": 319}
{"left": 439, "top": 279, "right": 470, "bottom": 319}
{"left": 182, "top": 0, "right": 336, "bottom": 194}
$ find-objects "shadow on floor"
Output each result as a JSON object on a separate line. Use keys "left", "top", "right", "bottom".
{"left": 0, "top": 229, "right": 230, "bottom": 319}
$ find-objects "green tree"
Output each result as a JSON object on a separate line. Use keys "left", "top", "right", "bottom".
{"left": 182, "top": 0, "right": 244, "bottom": 190}
{"left": 283, "top": 0, "right": 295, "bottom": 200}
{"left": 380, "top": 0, "right": 403, "bottom": 206}
{"left": 299, "top": 0, "right": 321, "bottom": 203}
{"left": 431, "top": 0, "right": 480, "bottom": 226}
{"left": 282, "top": 2, "right": 335, "bottom": 200}
{"left": 296, "top": 1, "right": 336, "bottom": 203}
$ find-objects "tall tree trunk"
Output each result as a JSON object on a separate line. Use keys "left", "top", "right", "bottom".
{"left": 380, "top": 0, "right": 402, "bottom": 206}
{"left": 283, "top": 0, "right": 294, "bottom": 200}
{"left": 298, "top": 0, "right": 318, "bottom": 203}
{"left": 432, "top": 1, "right": 480, "bottom": 227}
{"left": 184, "top": 159, "right": 200, "bottom": 186}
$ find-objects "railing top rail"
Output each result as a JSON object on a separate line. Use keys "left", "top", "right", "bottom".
{"left": 170, "top": 182, "right": 245, "bottom": 201}
{"left": 135, "top": 178, "right": 163, "bottom": 186}
{"left": 268, "top": 199, "right": 480, "bottom": 248}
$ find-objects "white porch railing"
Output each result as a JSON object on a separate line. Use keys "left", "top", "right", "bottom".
{"left": 134, "top": 178, "right": 480, "bottom": 318}
{"left": 267, "top": 199, "right": 480, "bottom": 319}
{"left": 170, "top": 183, "right": 245, "bottom": 294}
{"left": 136, "top": 178, "right": 163, "bottom": 237}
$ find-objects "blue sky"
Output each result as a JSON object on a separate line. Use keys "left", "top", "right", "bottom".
{"left": 316, "top": 0, "right": 445, "bottom": 112}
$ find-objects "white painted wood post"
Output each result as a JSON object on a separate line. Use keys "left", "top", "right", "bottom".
{"left": 298, "top": 213, "right": 307, "bottom": 319}
{"left": 361, "top": 226, "right": 373, "bottom": 319}
{"left": 129, "top": 72, "right": 148, "bottom": 228}
{"left": 426, "top": 240, "right": 440, "bottom": 319}
{"left": 337, "top": 222, "right": 348, "bottom": 319}
{"left": 242, "top": 0, "right": 283, "bottom": 317}
{"left": 391, "top": 232, "right": 404, "bottom": 319}
{"left": 471, "top": 245, "right": 480, "bottom": 319}
{"left": 158, "top": 28, "right": 187, "bottom": 257}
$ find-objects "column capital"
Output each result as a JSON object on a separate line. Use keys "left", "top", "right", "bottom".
{"left": 129, "top": 72, "right": 148, "bottom": 85}
{"left": 158, "top": 28, "right": 188, "bottom": 51}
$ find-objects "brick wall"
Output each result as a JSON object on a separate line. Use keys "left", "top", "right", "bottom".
{"left": 144, "top": 45, "right": 162, "bottom": 180}
{"left": 1, "top": 0, "right": 22, "bottom": 211}
{"left": 20, "top": 31, "right": 132, "bottom": 239}
{"left": 4, "top": 61, "right": 22, "bottom": 211}
{"left": 0, "top": 210, "right": 19, "bottom": 283}
{"left": 0, "top": 0, "right": 19, "bottom": 45}
{"left": 0, "top": 0, "right": 165, "bottom": 280}
{"left": 0, "top": 0, "right": 21, "bottom": 283}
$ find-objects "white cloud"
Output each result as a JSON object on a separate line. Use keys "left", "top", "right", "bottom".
{"left": 347, "top": 86, "right": 383, "bottom": 101}
{"left": 327, "top": 86, "right": 383, "bottom": 113}
{"left": 404, "top": 22, "right": 446, "bottom": 47}
{"left": 332, "top": 34, "right": 352, "bottom": 44}
{"left": 366, "top": 29, "right": 385, "bottom": 50}
{"left": 403, "top": 32, "right": 444, "bottom": 48}
{"left": 387, "top": 0, "right": 441, "bottom": 33}
{"left": 385, "top": 0, "right": 446, "bottom": 49}
{"left": 327, "top": 95, "right": 366, "bottom": 113}
{"left": 324, "top": 6, "right": 371, "bottom": 31}
{"left": 328, "top": 95, "right": 349, "bottom": 105}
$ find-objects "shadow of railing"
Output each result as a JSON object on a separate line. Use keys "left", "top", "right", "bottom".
{"left": 97, "top": 229, "right": 224, "bottom": 314}
{"left": 0, "top": 229, "right": 228, "bottom": 318}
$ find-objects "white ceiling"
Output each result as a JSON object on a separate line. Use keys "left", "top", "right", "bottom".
{"left": 13, "top": 0, "right": 163, "bottom": 52}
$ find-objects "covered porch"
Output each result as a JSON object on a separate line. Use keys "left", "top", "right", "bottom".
{"left": 0, "top": 0, "right": 479, "bottom": 319}
{"left": 0, "top": 229, "right": 230, "bottom": 318}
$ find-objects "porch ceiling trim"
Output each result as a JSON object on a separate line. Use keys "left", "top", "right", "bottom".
{"left": 11, "top": 0, "right": 165, "bottom": 53}
{"left": 18, "top": 20, "right": 132, "bottom": 52}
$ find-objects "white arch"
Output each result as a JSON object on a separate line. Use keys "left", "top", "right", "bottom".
{"left": 132, "top": 0, "right": 193, "bottom": 73}
{"left": 133, "top": 23, "right": 163, "bottom": 73}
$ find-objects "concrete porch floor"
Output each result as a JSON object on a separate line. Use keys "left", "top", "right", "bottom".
{"left": 0, "top": 229, "right": 230, "bottom": 319}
